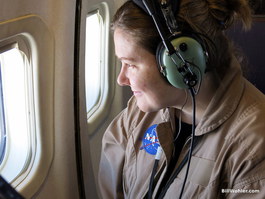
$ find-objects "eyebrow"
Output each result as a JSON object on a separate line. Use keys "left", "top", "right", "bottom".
{"left": 117, "top": 56, "right": 136, "bottom": 62}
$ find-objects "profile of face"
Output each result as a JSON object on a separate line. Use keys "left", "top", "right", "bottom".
{"left": 114, "top": 28, "right": 185, "bottom": 112}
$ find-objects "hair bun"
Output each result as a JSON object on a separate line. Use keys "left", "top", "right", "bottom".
{"left": 207, "top": 0, "right": 252, "bottom": 30}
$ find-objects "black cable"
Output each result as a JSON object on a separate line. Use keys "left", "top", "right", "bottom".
{"left": 178, "top": 88, "right": 196, "bottom": 199}
{"left": 148, "top": 159, "right": 159, "bottom": 199}
{"left": 148, "top": 146, "right": 162, "bottom": 199}
{"left": 148, "top": 88, "right": 197, "bottom": 199}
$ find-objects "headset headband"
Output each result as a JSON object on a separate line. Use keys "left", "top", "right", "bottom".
{"left": 132, "top": 0, "right": 177, "bottom": 55}
{"left": 132, "top": 0, "right": 179, "bottom": 15}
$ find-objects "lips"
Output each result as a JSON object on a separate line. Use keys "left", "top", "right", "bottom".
{"left": 133, "top": 91, "right": 142, "bottom": 96}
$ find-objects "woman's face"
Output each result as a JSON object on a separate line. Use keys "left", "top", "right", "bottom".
{"left": 114, "top": 28, "right": 184, "bottom": 112}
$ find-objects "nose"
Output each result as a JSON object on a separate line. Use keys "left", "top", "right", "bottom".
{"left": 117, "top": 65, "right": 130, "bottom": 86}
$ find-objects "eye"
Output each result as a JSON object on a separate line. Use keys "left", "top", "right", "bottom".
{"left": 127, "top": 63, "right": 136, "bottom": 68}
{"left": 120, "top": 60, "right": 136, "bottom": 69}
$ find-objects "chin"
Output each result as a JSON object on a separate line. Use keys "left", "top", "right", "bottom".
{"left": 136, "top": 101, "right": 162, "bottom": 113}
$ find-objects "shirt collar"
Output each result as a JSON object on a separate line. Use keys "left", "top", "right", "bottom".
{"left": 195, "top": 56, "right": 245, "bottom": 135}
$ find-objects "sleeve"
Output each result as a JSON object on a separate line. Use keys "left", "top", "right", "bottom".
{"left": 224, "top": 106, "right": 265, "bottom": 199}
{"left": 225, "top": 175, "right": 265, "bottom": 199}
{"left": 98, "top": 110, "right": 129, "bottom": 199}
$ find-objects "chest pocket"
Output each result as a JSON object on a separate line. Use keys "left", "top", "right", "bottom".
{"left": 161, "top": 156, "right": 216, "bottom": 199}
{"left": 178, "top": 156, "right": 215, "bottom": 187}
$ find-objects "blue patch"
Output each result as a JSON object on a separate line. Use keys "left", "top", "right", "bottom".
{"left": 141, "top": 124, "right": 160, "bottom": 155}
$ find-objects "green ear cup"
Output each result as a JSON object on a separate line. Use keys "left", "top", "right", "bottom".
{"left": 157, "top": 36, "right": 207, "bottom": 89}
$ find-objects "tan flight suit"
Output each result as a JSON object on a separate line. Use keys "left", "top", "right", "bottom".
{"left": 98, "top": 57, "right": 265, "bottom": 199}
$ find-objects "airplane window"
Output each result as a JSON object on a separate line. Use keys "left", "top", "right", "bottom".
{"left": 85, "top": 3, "right": 114, "bottom": 129}
{"left": 85, "top": 11, "right": 102, "bottom": 114}
{"left": 0, "top": 47, "right": 33, "bottom": 183}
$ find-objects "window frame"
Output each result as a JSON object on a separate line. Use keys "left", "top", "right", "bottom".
{"left": 85, "top": 3, "right": 116, "bottom": 133}
{"left": 0, "top": 15, "right": 54, "bottom": 198}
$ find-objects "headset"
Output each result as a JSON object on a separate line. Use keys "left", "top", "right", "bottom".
{"left": 132, "top": 0, "right": 208, "bottom": 89}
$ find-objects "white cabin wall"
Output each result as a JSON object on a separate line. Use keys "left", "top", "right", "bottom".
{"left": 78, "top": 0, "right": 131, "bottom": 197}
{"left": 33, "top": 0, "right": 79, "bottom": 198}
{"left": 0, "top": 0, "right": 80, "bottom": 198}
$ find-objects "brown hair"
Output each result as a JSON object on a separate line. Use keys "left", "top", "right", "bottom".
{"left": 112, "top": 0, "right": 253, "bottom": 78}
{"left": 112, "top": 1, "right": 161, "bottom": 53}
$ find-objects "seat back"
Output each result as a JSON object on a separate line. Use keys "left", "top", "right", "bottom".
{"left": 227, "top": 18, "right": 265, "bottom": 93}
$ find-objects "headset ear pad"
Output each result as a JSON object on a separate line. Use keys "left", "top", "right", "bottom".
{"left": 156, "top": 35, "right": 207, "bottom": 89}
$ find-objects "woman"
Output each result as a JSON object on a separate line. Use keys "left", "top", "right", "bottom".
{"left": 98, "top": 0, "right": 265, "bottom": 198}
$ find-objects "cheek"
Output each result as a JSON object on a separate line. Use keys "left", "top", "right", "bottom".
{"left": 128, "top": 69, "right": 148, "bottom": 87}
{"left": 130, "top": 76, "right": 147, "bottom": 89}
{"left": 137, "top": 71, "right": 167, "bottom": 91}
